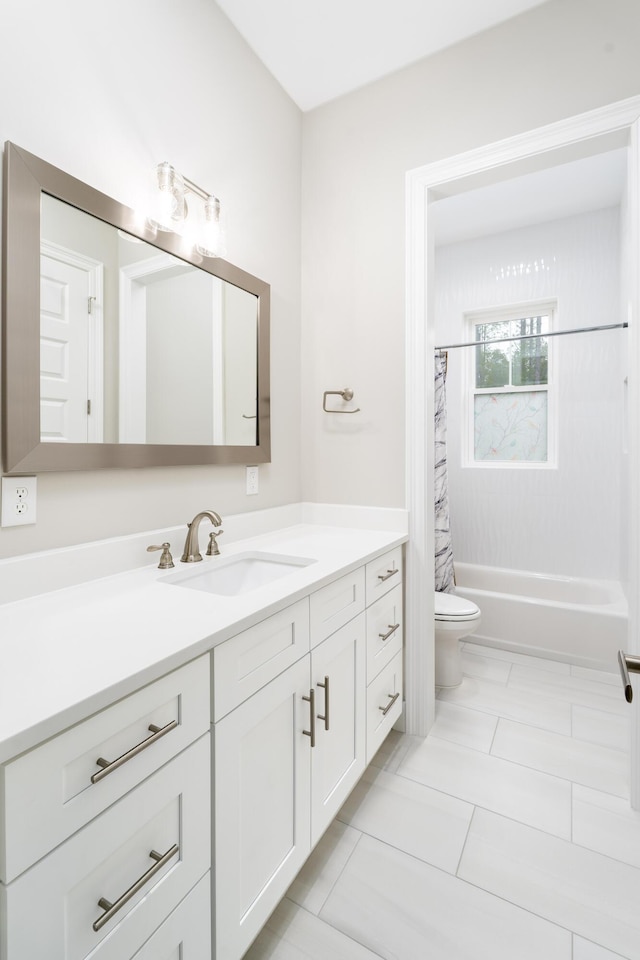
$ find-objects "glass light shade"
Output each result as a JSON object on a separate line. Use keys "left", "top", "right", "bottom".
{"left": 150, "top": 162, "right": 186, "bottom": 232}
{"left": 197, "top": 195, "right": 225, "bottom": 258}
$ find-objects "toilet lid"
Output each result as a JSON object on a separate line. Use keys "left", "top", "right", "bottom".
{"left": 434, "top": 591, "right": 480, "bottom": 621}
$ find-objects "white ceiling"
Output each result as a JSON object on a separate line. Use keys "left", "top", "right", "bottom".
{"left": 432, "top": 148, "right": 628, "bottom": 246}
{"left": 216, "top": 0, "right": 550, "bottom": 111}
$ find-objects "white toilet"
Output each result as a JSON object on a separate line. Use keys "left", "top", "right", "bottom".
{"left": 434, "top": 592, "right": 481, "bottom": 688}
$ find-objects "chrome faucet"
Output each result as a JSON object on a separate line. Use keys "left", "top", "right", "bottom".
{"left": 181, "top": 510, "right": 223, "bottom": 563}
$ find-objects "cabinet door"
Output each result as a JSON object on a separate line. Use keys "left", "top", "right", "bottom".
{"left": 310, "top": 613, "right": 366, "bottom": 845}
{"left": 213, "top": 656, "right": 312, "bottom": 960}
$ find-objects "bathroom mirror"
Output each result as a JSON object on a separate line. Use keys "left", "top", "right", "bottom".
{"left": 2, "top": 142, "right": 270, "bottom": 473}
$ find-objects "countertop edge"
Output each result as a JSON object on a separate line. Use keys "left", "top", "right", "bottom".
{"left": 0, "top": 527, "right": 408, "bottom": 764}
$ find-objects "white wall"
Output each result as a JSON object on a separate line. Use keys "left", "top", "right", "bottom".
{"left": 0, "top": 0, "right": 302, "bottom": 558}
{"left": 300, "top": 0, "right": 640, "bottom": 508}
{"left": 435, "top": 207, "right": 624, "bottom": 579}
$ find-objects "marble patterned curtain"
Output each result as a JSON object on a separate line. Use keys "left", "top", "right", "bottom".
{"left": 435, "top": 352, "right": 455, "bottom": 592}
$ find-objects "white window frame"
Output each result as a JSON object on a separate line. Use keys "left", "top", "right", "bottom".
{"left": 463, "top": 300, "right": 557, "bottom": 469}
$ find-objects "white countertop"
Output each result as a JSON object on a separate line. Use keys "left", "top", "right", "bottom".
{"left": 0, "top": 519, "right": 407, "bottom": 764}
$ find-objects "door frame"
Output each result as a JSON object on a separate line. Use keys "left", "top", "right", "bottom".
{"left": 404, "top": 96, "right": 640, "bottom": 806}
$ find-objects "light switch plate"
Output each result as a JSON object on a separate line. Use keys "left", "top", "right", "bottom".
{"left": 1, "top": 476, "right": 37, "bottom": 526}
{"left": 246, "top": 465, "right": 259, "bottom": 496}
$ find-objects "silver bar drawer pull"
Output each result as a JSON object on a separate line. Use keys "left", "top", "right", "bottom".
{"left": 93, "top": 844, "right": 179, "bottom": 932}
{"left": 618, "top": 650, "right": 640, "bottom": 703}
{"left": 317, "top": 675, "right": 330, "bottom": 731}
{"left": 377, "top": 567, "right": 398, "bottom": 583}
{"left": 302, "top": 689, "right": 316, "bottom": 747}
{"left": 91, "top": 719, "right": 179, "bottom": 784}
{"left": 379, "top": 692, "right": 400, "bottom": 716}
{"left": 378, "top": 623, "right": 400, "bottom": 642}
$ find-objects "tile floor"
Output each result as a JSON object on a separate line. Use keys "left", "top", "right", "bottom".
{"left": 244, "top": 642, "right": 640, "bottom": 960}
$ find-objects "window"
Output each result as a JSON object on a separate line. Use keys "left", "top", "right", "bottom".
{"left": 466, "top": 303, "right": 555, "bottom": 467}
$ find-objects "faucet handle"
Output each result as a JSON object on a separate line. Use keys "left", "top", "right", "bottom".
{"left": 147, "top": 542, "right": 175, "bottom": 569}
{"left": 207, "top": 530, "right": 224, "bottom": 556}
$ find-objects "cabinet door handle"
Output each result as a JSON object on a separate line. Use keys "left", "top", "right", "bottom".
{"left": 302, "top": 689, "right": 316, "bottom": 747}
{"left": 379, "top": 692, "right": 400, "bottom": 716}
{"left": 91, "top": 719, "right": 179, "bottom": 784}
{"left": 317, "top": 675, "right": 330, "bottom": 731}
{"left": 378, "top": 623, "right": 400, "bottom": 642}
{"left": 377, "top": 567, "right": 398, "bottom": 583}
{"left": 92, "top": 843, "right": 179, "bottom": 931}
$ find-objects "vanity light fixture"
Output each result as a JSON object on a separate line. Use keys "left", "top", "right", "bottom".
{"left": 150, "top": 161, "right": 226, "bottom": 258}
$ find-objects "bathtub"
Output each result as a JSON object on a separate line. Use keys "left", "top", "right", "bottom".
{"left": 454, "top": 561, "right": 628, "bottom": 672}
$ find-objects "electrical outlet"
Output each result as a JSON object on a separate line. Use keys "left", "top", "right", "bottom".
{"left": 246, "top": 465, "right": 259, "bottom": 496}
{"left": 1, "top": 476, "right": 37, "bottom": 527}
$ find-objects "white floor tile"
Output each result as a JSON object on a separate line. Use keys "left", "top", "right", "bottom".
{"left": 572, "top": 704, "right": 630, "bottom": 752}
{"left": 286, "top": 820, "right": 362, "bottom": 915}
{"left": 437, "top": 675, "right": 572, "bottom": 734}
{"left": 464, "top": 641, "right": 572, "bottom": 674}
{"left": 491, "top": 719, "right": 629, "bottom": 798}
{"left": 337, "top": 764, "right": 473, "bottom": 873}
{"left": 431, "top": 699, "right": 498, "bottom": 752}
{"left": 368, "top": 728, "right": 413, "bottom": 773}
{"left": 573, "top": 785, "right": 640, "bottom": 869}
{"left": 320, "top": 834, "right": 571, "bottom": 960}
{"left": 508, "top": 665, "right": 627, "bottom": 716}
{"left": 245, "top": 897, "right": 382, "bottom": 959}
{"left": 461, "top": 649, "right": 512, "bottom": 683}
{"left": 252, "top": 646, "right": 640, "bottom": 959}
{"left": 458, "top": 808, "right": 640, "bottom": 960}
{"left": 573, "top": 936, "right": 630, "bottom": 959}
{"left": 571, "top": 665, "right": 620, "bottom": 687}
{"left": 397, "top": 732, "right": 572, "bottom": 837}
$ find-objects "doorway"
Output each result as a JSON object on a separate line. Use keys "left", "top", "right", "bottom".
{"left": 404, "top": 95, "right": 640, "bottom": 806}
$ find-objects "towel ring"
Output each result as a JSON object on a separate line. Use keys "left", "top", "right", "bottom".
{"left": 323, "top": 388, "right": 361, "bottom": 414}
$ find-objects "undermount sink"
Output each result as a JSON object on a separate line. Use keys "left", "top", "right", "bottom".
{"left": 162, "top": 551, "right": 316, "bottom": 596}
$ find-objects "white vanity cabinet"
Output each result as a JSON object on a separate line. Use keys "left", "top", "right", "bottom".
{"left": 0, "top": 655, "right": 211, "bottom": 960}
{"left": 212, "top": 549, "right": 402, "bottom": 960}
{"left": 0, "top": 529, "right": 406, "bottom": 960}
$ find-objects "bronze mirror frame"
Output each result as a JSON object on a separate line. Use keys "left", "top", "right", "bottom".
{"left": 1, "top": 142, "right": 270, "bottom": 473}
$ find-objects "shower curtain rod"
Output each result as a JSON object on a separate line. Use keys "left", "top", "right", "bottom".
{"left": 434, "top": 321, "right": 628, "bottom": 353}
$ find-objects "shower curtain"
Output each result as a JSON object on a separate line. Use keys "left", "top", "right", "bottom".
{"left": 435, "top": 352, "right": 455, "bottom": 593}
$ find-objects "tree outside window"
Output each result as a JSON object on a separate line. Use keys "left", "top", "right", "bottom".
{"left": 469, "top": 306, "right": 554, "bottom": 465}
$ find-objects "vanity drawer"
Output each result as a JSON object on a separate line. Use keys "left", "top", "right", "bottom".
{"left": 310, "top": 568, "right": 365, "bottom": 647}
{"left": 105, "top": 872, "right": 211, "bottom": 960}
{"left": 364, "top": 546, "right": 403, "bottom": 605}
{"left": 366, "top": 651, "right": 403, "bottom": 764}
{"left": 0, "top": 734, "right": 210, "bottom": 960}
{"left": 365, "top": 584, "right": 403, "bottom": 682}
{"left": 212, "top": 598, "right": 310, "bottom": 720}
{"left": 0, "top": 655, "right": 209, "bottom": 883}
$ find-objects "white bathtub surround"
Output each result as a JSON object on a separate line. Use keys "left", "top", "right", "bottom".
{"left": 246, "top": 643, "right": 634, "bottom": 960}
{"left": 454, "top": 561, "right": 627, "bottom": 671}
{"left": 434, "top": 207, "right": 625, "bottom": 583}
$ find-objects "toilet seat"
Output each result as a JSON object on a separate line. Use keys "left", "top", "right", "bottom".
{"left": 434, "top": 592, "right": 480, "bottom": 622}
